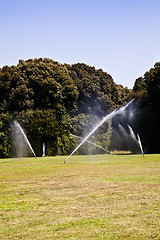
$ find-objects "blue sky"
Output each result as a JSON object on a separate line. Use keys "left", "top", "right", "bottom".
{"left": 1, "top": 0, "right": 160, "bottom": 88}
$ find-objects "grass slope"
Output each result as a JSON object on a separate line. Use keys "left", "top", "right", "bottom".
{"left": 0, "top": 154, "right": 160, "bottom": 239}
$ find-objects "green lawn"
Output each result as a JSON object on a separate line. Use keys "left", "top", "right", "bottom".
{"left": 0, "top": 154, "right": 160, "bottom": 239}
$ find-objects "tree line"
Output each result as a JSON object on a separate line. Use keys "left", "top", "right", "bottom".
{"left": 0, "top": 58, "right": 159, "bottom": 157}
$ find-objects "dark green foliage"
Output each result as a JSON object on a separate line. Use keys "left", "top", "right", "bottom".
{"left": 116, "top": 84, "right": 131, "bottom": 104}
{"left": 0, "top": 58, "right": 78, "bottom": 115}
{"left": 129, "top": 62, "right": 160, "bottom": 153}
{"left": 144, "top": 62, "right": 160, "bottom": 104}
{"left": 66, "top": 63, "right": 128, "bottom": 115}
{"left": 0, "top": 113, "right": 12, "bottom": 158}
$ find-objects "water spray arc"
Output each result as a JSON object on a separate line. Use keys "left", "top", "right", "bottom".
{"left": 128, "top": 124, "right": 144, "bottom": 156}
{"left": 64, "top": 100, "right": 134, "bottom": 164}
{"left": 137, "top": 133, "right": 144, "bottom": 157}
{"left": 42, "top": 143, "right": 46, "bottom": 157}
{"left": 71, "top": 134, "right": 106, "bottom": 151}
{"left": 128, "top": 125, "right": 137, "bottom": 141}
{"left": 14, "top": 121, "right": 37, "bottom": 158}
{"left": 64, "top": 110, "right": 116, "bottom": 164}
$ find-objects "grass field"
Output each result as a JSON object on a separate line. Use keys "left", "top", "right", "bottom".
{"left": 0, "top": 154, "right": 160, "bottom": 239}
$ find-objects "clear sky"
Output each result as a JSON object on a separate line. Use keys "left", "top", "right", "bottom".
{"left": 1, "top": 0, "right": 160, "bottom": 88}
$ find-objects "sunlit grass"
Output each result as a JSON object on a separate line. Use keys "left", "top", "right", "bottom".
{"left": 0, "top": 154, "right": 160, "bottom": 239}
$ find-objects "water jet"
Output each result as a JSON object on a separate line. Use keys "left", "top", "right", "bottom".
{"left": 128, "top": 124, "right": 144, "bottom": 156}
{"left": 42, "top": 143, "right": 46, "bottom": 157}
{"left": 13, "top": 121, "right": 36, "bottom": 158}
{"left": 137, "top": 133, "right": 144, "bottom": 157}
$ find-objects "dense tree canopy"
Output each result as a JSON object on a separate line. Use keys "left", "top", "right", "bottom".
{"left": 65, "top": 63, "right": 129, "bottom": 115}
{"left": 0, "top": 58, "right": 78, "bottom": 115}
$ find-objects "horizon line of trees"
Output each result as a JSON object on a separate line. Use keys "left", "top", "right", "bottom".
{"left": 0, "top": 58, "right": 159, "bottom": 157}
